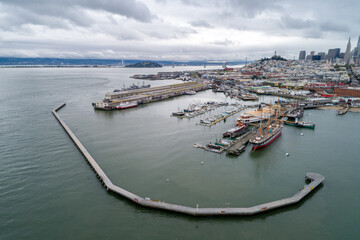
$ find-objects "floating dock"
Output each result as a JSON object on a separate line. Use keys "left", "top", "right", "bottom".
{"left": 226, "top": 130, "right": 256, "bottom": 156}
{"left": 53, "top": 103, "right": 324, "bottom": 216}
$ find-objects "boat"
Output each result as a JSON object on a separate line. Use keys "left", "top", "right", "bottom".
{"left": 284, "top": 120, "right": 315, "bottom": 129}
{"left": 120, "top": 82, "right": 151, "bottom": 91}
{"left": 141, "top": 81, "right": 151, "bottom": 88}
{"left": 237, "top": 114, "right": 261, "bottom": 124}
{"left": 185, "top": 90, "right": 196, "bottom": 95}
{"left": 250, "top": 104, "right": 284, "bottom": 150}
{"left": 223, "top": 122, "right": 248, "bottom": 138}
{"left": 206, "top": 143, "right": 223, "bottom": 153}
{"left": 240, "top": 94, "right": 259, "bottom": 101}
{"left": 215, "top": 139, "right": 232, "bottom": 147}
{"left": 172, "top": 111, "right": 185, "bottom": 117}
{"left": 116, "top": 101, "right": 138, "bottom": 109}
{"left": 250, "top": 122, "right": 283, "bottom": 150}
{"left": 296, "top": 121, "right": 315, "bottom": 129}
{"left": 200, "top": 119, "right": 211, "bottom": 124}
{"left": 237, "top": 105, "right": 278, "bottom": 124}
{"left": 286, "top": 107, "right": 304, "bottom": 119}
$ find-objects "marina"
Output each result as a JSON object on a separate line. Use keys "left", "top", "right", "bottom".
{"left": 53, "top": 102, "right": 324, "bottom": 216}
{"left": 197, "top": 107, "right": 244, "bottom": 126}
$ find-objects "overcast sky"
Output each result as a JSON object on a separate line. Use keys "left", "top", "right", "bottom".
{"left": 0, "top": 0, "right": 359, "bottom": 61}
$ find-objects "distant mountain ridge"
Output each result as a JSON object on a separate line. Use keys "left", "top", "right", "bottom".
{"left": 0, "top": 57, "right": 247, "bottom": 66}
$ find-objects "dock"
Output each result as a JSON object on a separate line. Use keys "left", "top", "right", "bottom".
{"left": 94, "top": 82, "right": 208, "bottom": 110}
{"left": 226, "top": 129, "right": 256, "bottom": 156}
{"left": 53, "top": 103, "right": 324, "bottom": 216}
{"left": 198, "top": 107, "right": 245, "bottom": 127}
{"left": 338, "top": 105, "right": 350, "bottom": 115}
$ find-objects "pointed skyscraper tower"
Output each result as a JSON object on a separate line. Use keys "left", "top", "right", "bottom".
{"left": 357, "top": 35, "right": 360, "bottom": 49}
{"left": 344, "top": 37, "right": 351, "bottom": 65}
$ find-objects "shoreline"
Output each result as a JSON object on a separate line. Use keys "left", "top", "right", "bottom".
{"left": 317, "top": 106, "right": 360, "bottom": 112}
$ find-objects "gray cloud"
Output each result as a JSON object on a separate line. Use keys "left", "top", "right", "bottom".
{"left": 281, "top": 15, "right": 314, "bottom": 29}
{"left": 189, "top": 20, "right": 212, "bottom": 28}
{"left": 224, "top": 0, "right": 281, "bottom": 18}
{"left": 320, "top": 21, "right": 349, "bottom": 33}
{"left": 179, "top": 0, "right": 281, "bottom": 18}
{"left": 213, "top": 39, "right": 233, "bottom": 46}
{"left": 0, "top": 0, "right": 359, "bottom": 60}
{"left": 0, "top": 0, "right": 155, "bottom": 25}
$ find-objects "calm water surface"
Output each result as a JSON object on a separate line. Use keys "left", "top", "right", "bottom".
{"left": 0, "top": 67, "right": 359, "bottom": 239}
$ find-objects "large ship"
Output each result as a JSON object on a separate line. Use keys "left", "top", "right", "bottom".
{"left": 250, "top": 121, "right": 283, "bottom": 150}
{"left": 237, "top": 113, "right": 261, "bottom": 124}
{"left": 240, "top": 93, "right": 259, "bottom": 101}
{"left": 237, "top": 105, "right": 277, "bottom": 124}
{"left": 114, "top": 82, "right": 151, "bottom": 92}
{"left": 286, "top": 107, "right": 304, "bottom": 119}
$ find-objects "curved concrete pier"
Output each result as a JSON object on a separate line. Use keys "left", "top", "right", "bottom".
{"left": 53, "top": 103, "right": 325, "bottom": 216}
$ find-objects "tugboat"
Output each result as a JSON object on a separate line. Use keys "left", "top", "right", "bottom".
{"left": 284, "top": 119, "right": 315, "bottom": 129}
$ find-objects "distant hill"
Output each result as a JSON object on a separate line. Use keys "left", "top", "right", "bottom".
{"left": 0, "top": 57, "right": 124, "bottom": 66}
{"left": 125, "top": 61, "right": 162, "bottom": 68}
{"left": 0, "top": 57, "right": 248, "bottom": 66}
{"left": 260, "top": 55, "right": 287, "bottom": 62}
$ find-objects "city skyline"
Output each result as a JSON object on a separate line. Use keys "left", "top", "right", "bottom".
{"left": 0, "top": 0, "right": 359, "bottom": 60}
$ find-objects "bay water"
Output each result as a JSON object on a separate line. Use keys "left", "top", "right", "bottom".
{"left": 0, "top": 66, "right": 359, "bottom": 239}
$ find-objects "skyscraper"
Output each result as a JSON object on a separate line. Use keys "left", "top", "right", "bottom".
{"left": 357, "top": 35, "right": 360, "bottom": 49}
{"left": 344, "top": 37, "right": 351, "bottom": 65}
{"left": 306, "top": 51, "right": 315, "bottom": 61}
{"left": 299, "top": 50, "right": 306, "bottom": 60}
{"left": 327, "top": 48, "right": 340, "bottom": 62}
{"left": 317, "top": 52, "right": 326, "bottom": 60}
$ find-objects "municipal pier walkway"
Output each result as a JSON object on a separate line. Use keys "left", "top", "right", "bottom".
{"left": 53, "top": 103, "right": 325, "bottom": 216}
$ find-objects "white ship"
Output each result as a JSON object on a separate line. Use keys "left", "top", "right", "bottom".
{"left": 116, "top": 101, "right": 138, "bottom": 109}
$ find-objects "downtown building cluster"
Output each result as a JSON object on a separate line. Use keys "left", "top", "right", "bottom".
{"left": 299, "top": 36, "right": 360, "bottom": 65}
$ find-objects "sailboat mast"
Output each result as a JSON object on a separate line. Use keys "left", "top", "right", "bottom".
{"left": 259, "top": 106, "right": 263, "bottom": 136}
